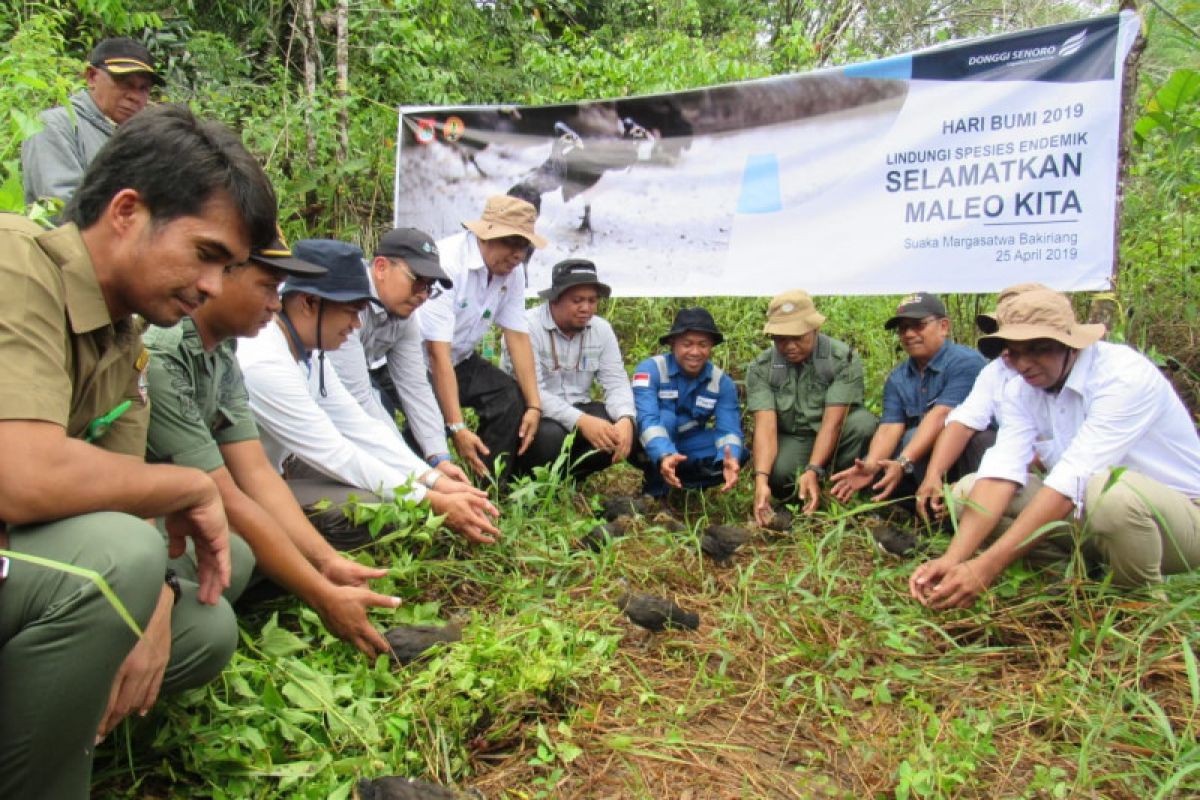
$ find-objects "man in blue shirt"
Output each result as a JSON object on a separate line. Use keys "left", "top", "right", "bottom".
{"left": 633, "top": 307, "right": 745, "bottom": 497}
{"left": 831, "top": 292, "right": 989, "bottom": 508}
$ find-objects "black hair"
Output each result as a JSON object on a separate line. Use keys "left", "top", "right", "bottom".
{"left": 66, "top": 104, "right": 277, "bottom": 250}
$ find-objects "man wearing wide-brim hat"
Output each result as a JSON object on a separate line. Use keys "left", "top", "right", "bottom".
{"left": 910, "top": 287, "right": 1200, "bottom": 609}
{"left": 23, "top": 36, "right": 164, "bottom": 209}
{"left": 417, "top": 195, "right": 548, "bottom": 484}
{"left": 502, "top": 258, "right": 637, "bottom": 482}
{"left": 745, "top": 290, "right": 877, "bottom": 522}
{"left": 632, "top": 307, "right": 745, "bottom": 497}
{"left": 915, "top": 282, "right": 1049, "bottom": 522}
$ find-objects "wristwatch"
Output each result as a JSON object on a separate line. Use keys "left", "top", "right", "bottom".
{"left": 447, "top": 422, "right": 467, "bottom": 434}
{"left": 164, "top": 569, "right": 182, "bottom": 606}
{"left": 895, "top": 454, "right": 915, "bottom": 475}
{"left": 804, "top": 463, "right": 827, "bottom": 480}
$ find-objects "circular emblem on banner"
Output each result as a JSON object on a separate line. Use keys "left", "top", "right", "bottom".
{"left": 443, "top": 116, "right": 465, "bottom": 142}
{"left": 415, "top": 118, "right": 436, "bottom": 145}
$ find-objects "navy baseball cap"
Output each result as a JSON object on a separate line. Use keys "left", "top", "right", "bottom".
{"left": 282, "top": 239, "right": 382, "bottom": 306}
{"left": 375, "top": 227, "right": 452, "bottom": 287}
{"left": 884, "top": 292, "right": 947, "bottom": 330}
{"left": 87, "top": 37, "right": 164, "bottom": 85}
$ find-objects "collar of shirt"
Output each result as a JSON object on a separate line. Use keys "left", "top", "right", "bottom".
{"left": 1058, "top": 342, "right": 1097, "bottom": 400}
{"left": 663, "top": 352, "right": 712, "bottom": 383}
{"left": 38, "top": 223, "right": 116, "bottom": 335}
{"left": 904, "top": 339, "right": 953, "bottom": 377}
{"left": 364, "top": 270, "right": 391, "bottom": 323}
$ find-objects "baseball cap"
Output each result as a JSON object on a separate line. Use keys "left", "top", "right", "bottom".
{"left": 884, "top": 292, "right": 947, "bottom": 330}
{"left": 249, "top": 229, "right": 327, "bottom": 277}
{"left": 87, "top": 37, "right": 163, "bottom": 85}
{"left": 376, "top": 228, "right": 452, "bottom": 288}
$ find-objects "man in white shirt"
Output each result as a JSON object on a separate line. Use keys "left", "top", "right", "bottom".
{"left": 238, "top": 239, "right": 500, "bottom": 546}
{"left": 417, "top": 196, "right": 547, "bottom": 484}
{"left": 504, "top": 259, "right": 637, "bottom": 481}
{"left": 325, "top": 228, "right": 469, "bottom": 482}
{"left": 910, "top": 288, "right": 1200, "bottom": 608}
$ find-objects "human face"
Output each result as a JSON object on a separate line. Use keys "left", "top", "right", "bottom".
{"left": 86, "top": 66, "right": 153, "bottom": 124}
{"left": 772, "top": 331, "right": 817, "bottom": 365}
{"left": 895, "top": 315, "right": 949, "bottom": 366}
{"left": 373, "top": 256, "right": 440, "bottom": 318}
{"left": 317, "top": 299, "right": 368, "bottom": 352}
{"left": 550, "top": 286, "right": 600, "bottom": 334}
{"left": 1004, "top": 338, "right": 1072, "bottom": 390}
{"left": 477, "top": 235, "right": 530, "bottom": 277}
{"left": 118, "top": 190, "right": 249, "bottom": 327}
{"left": 671, "top": 332, "right": 716, "bottom": 377}
{"left": 194, "top": 263, "right": 284, "bottom": 346}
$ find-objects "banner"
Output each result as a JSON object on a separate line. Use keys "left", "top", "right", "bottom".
{"left": 394, "top": 12, "right": 1139, "bottom": 297}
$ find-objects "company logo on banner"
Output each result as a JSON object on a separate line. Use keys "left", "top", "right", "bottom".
{"left": 394, "top": 11, "right": 1140, "bottom": 297}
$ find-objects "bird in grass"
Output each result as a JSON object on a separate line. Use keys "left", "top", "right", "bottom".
{"left": 870, "top": 524, "right": 922, "bottom": 558}
{"left": 647, "top": 511, "right": 687, "bottom": 533}
{"left": 762, "top": 507, "right": 794, "bottom": 533}
{"left": 700, "top": 524, "right": 751, "bottom": 564}
{"left": 355, "top": 776, "right": 469, "bottom": 800}
{"left": 580, "top": 516, "right": 631, "bottom": 551}
{"left": 383, "top": 624, "right": 462, "bottom": 666}
{"left": 616, "top": 590, "right": 700, "bottom": 634}
{"left": 600, "top": 494, "right": 659, "bottom": 521}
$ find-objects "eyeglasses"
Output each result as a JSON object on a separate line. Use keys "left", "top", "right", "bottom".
{"left": 894, "top": 316, "right": 939, "bottom": 334}
{"left": 1003, "top": 340, "right": 1063, "bottom": 362}
{"left": 401, "top": 264, "right": 443, "bottom": 299}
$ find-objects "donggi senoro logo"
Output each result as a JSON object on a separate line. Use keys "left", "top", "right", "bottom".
{"left": 965, "top": 29, "right": 1086, "bottom": 67}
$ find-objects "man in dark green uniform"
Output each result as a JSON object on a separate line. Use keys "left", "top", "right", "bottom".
{"left": 144, "top": 233, "right": 400, "bottom": 658}
{"left": 747, "top": 290, "right": 877, "bottom": 522}
{"left": 0, "top": 104, "right": 276, "bottom": 799}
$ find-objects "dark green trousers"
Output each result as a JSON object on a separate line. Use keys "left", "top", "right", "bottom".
{"left": 767, "top": 406, "right": 878, "bottom": 498}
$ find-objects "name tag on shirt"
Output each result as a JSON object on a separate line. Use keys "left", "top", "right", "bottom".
{"left": 658, "top": 389, "right": 679, "bottom": 399}
{"left": 695, "top": 396, "right": 717, "bottom": 409}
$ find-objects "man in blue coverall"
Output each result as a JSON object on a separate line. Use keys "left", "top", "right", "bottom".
{"left": 633, "top": 307, "right": 745, "bottom": 497}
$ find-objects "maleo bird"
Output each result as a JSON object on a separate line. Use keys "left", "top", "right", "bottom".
{"left": 355, "top": 776, "right": 471, "bottom": 800}
{"left": 383, "top": 624, "right": 462, "bottom": 666}
{"left": 616, "top": 589, "right": 700, "bottom": 634}
{"left": 700, "top": 524, "right": 751, "bottom": 565}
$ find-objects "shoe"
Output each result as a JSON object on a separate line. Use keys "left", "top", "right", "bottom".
{"left": 870, "top": 524, "right": 921, "bottom": 558}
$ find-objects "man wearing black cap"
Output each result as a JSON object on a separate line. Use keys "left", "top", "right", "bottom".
{"left": 236, "top": 239, "right": 501, "bottom": 546}
{"left": 144, "top": 233, "right": 402, "bottom": 658}
{"left": 632, "top": 307, "right": 745, "bottom": 497}
{"left": 326, "top": 228, "right": 468, "bottom": 483}
{"left": 831, "top": 292, "right": 986, "bottom": 518}
{"left": 504, "top": 259, "right": 637, "bottom": 481}
{"left": 23, "top": 36, "right": 163, "bottom": 208}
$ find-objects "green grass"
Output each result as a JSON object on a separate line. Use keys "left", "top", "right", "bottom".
{"left": 92, "top": 462, "right": 1200, "bottom": 799}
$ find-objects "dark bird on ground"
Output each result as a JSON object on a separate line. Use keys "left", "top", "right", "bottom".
{"left": 356, "top": 776, "right": 467, "bottom": 800}
{"left": 383, "top": 624, "right": 462, "bottom": 666}
{"left": 647, "top": 511, "right": 686, "bottom": 533}
{"left": 700, "top": 524, "right": 751, "bottom": 564}
{"left": 870, "top": 524, "right": 922, "bottom": 559}
{"left": 580, "top": 517, "right": 630, "bottom": 552}
{"left": 616, "top": 592, "right": 700, "bottom": 633}
{"left": 763, "top": 507, "right": 794, "bottom": 533}
{"left": 601, "top": 494, "right": 659, "bottom": 521}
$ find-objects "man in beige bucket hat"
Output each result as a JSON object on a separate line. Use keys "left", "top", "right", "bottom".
{"left": 418, "top": 195, "right": 548, "bottom": 484}
{"left": 910, "top": 287, "right": 1200, "bottom": 609}
{"left": 746, "top": 290, "right": 877, "bottom": 522}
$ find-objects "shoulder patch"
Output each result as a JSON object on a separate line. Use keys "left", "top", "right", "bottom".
{"left": 632, "top": 372, "right": 651, "bottom": 388}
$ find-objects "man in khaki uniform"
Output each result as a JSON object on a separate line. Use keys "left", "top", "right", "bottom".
{"left": 746, "top": 290, "right": 877, "bottom": 522}
{"left": 144, "top": 233, "right": 402, "bottom": 658}
{"left": 0, "top": 104, "right": 276, "bottom": 799}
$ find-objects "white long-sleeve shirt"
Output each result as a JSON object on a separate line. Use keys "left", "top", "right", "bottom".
{"left": 416, "top": 230, "right": 529, "bottom": 365}
{"left": 236, "top": 319, "right": 430, "bottom": 501}
{"left": 946, "top": 357, "right": 1019, "bottom": 430}
{"left": 976, "top": 341, "right": 1200, "bottom": 509}
{"left": 325, "top": 271, "right": 449, "bottom": 459}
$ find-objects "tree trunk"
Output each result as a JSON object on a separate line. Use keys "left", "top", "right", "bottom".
{"left": 300, "top": 0, "right": 320, "bottom": 225}
{"left": 336, "top": 0, "right": 349, "bottom": 163}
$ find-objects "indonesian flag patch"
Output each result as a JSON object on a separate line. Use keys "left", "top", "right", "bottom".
{"left": 632, "top": 372, "right": 651, "bottom": 388}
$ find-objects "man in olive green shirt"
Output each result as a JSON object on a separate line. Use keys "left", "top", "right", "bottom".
{"left": 144, "top": 234, "right": 400, "bottom": 658}
{"left": 0, "top": 104, "right": 276, "bottom": 799}
{"left": 747, "top": 290, "right": 877, "bottom": 523}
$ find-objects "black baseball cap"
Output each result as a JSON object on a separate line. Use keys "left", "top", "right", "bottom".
{"left": 660, "top": 306, "right": 724, "bottom": 346}
{"left": 539, "top": 259, "right": 612, "bottom": 302}
{"left": 87, "top": 37, "right": 163, "bottom": 85}
{"left": 375, "top": 228, "right": 452, "bottom": 288}
{"left": 249, "top": 230, "right": 327, "bottom": 277}
{"left": 282, "top": 239, "right": 382, "bottom": 306}
{"left": 884, "top": 292, "right": 947, "bottom": 330}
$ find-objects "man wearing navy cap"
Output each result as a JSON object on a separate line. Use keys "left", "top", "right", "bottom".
{"left": 504, "top": 259, "right": 637, "bottom": 481}
{"left": 144, "top": 232, "right": 402, "bottom": 658}
{"left": 23, "top": 36, "right": 164, "bottom": 208}
{"left": 325, "top": 228, "right": 468, "bottom": 483}
{"left": 236, "top": 239, "right": 501, "bottom": 547}
{"left": 831, "top": 292, "right": 988, "bottom": 532}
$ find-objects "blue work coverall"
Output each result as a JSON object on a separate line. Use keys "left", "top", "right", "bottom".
{"left": 632, "top": 353, "right": 745, "bottom": 496}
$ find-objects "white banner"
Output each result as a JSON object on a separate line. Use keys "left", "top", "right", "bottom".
{"left": 394, "top": 12, "right": 1139, "bottom": 297}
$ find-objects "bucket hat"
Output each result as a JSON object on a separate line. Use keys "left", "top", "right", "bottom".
{"left": 538, "top": 259, "right": 611, "bottom": 302}
{"left": 463, "top": 195, "right": 548, "bottom": 249}
{"left": 763, "top": 289, "right": 825, "bottom": 337}
{"left": 978, "top": 288, "right": 1105, "bottom": 358}
{"left": 282, "top": 239, "right": 383, "bottom": 307}
{"left": 659, "top": 307, "right": 724, "bottom": 346}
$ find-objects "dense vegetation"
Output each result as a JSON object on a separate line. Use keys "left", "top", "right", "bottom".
{"left": 2, "top": 1, "right": 1198, "bottom": 797}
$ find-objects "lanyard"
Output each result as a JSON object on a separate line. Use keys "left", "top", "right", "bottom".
{"left": 548, "top": 328, "right": 585, "bottom": 372}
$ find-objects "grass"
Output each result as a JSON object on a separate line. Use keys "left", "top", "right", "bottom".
{"left": 91, "top": 459, "right": 1200, "bottom": 799}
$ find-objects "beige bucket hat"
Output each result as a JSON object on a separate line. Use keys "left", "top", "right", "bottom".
{"left": 978, "top": 287, "right": 1105, "bottom": 358}
{"left": 975, "top": 282, "right": 1051, "bottom": 334}
{"left": 463, "top": 195, "right": 548, "bottom": 249}
{"left": 763, "top": 289, "right": 826, "bottom": 337}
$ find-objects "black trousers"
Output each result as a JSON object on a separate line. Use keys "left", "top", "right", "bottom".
{"left": 518, "top": 401, "right": 638, "bottom": 483}
{"left": 454, "top": 353, "right": 524, "bottom": 484}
